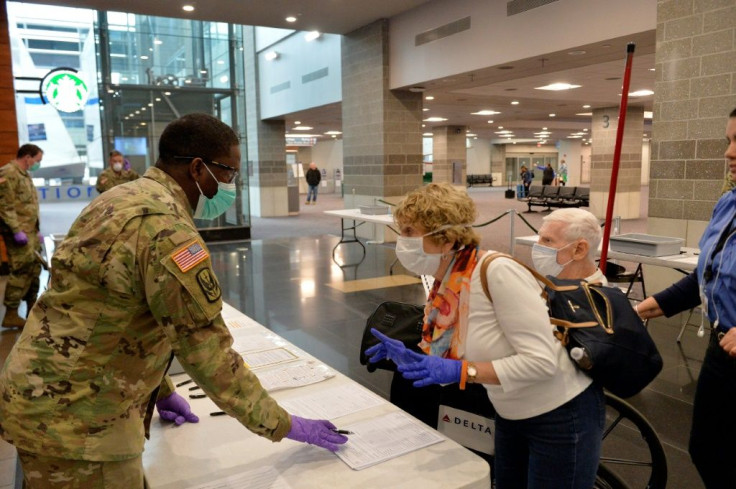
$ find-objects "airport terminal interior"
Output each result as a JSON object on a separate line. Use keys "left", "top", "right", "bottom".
{"left": 1, "top": 0, "right": 735, "bottom": 487}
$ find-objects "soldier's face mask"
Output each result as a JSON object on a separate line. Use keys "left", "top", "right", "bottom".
{"left": 193, "top": 162, "right": 237, "bottom": 220}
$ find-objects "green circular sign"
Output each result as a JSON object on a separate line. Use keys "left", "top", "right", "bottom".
{"left": 41, "top": 69, "right": 89, "bottom": 113}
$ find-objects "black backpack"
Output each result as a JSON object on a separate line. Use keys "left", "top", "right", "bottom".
{"left": 480, "top": 253, "right": 663, "bottom": 398}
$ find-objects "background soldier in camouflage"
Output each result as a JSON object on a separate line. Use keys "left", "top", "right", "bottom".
{"left": 0, "top": 144, "right": 44, "bottom": 329}
{"left": 95, "top": 149, "right": 139, "bottom": 193}
{"left": 0, "top": 113, "right": 346, "bottom": 489}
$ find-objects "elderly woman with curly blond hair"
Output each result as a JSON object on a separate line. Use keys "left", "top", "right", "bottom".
{"left": 367, "top": 182, "right": 603, "bottom": 489}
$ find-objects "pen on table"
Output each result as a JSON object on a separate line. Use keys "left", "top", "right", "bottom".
{"left": 210, "top": 411, "right": 227, "bottom": 416}
{"left": 175, "top": 378, "right": 193, "bottom": 387}
{"left": 331, "top": 428, "right": 354, "bottom": 435}
{"left": 188, "top": 385, "right": 202, "bottom": 391}
{"left": 189, "top": 394, "right": 207, "bottom": 399}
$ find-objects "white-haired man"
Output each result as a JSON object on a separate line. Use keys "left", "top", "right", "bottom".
{"left": 533, "top": 207, "right": 606, "bottom": 284}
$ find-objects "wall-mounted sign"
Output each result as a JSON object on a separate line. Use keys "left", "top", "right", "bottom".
{"left": 285, "top": 136, "right": 316, "bottom": 147}
{"left": 41, "top": 68, "right": 89, "bottom": 113}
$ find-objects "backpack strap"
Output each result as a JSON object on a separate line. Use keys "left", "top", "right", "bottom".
{"left": 479, "top": 252, "right": 570, "bottom": 302}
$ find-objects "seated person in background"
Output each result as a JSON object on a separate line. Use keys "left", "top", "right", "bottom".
{"left": 368, "top": 183, "right": 604, "bottom": 489}
{"left": 96, "top": 150, "right": 139, "bottom": 193}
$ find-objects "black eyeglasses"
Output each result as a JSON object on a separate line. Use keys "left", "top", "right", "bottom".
{"left": 174, "top": 156, "right": 239, "bottom": 183}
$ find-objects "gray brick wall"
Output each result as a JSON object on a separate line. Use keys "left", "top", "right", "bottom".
{"left": 341, "top": 20, "right": 423, "bottom": 197}
{"left": 650, "top": 0, "right": 736, "bottom": 221}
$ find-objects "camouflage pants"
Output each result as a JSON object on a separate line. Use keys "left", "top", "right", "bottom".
{"left": 17, "top": 450, "right": 144, "bottom": 489}
{"left": 3, "top": 243, "right": 41, "bottom": 309}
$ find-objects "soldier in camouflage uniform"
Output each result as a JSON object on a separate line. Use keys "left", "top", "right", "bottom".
{"left": 0, "top": 144, "right": 44, "bottom": 329}
{"left": 95, "top": 149, "right": 139, "bottom": 193}
{"left": 0, "top": 114, "right": 346, "bottom": 489}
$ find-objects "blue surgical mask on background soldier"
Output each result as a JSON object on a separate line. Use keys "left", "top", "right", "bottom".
{"left": 395, "top": 226, "right": 453, "bottom": 276}
{"left": 29, "top": 161, "right": 41, "bottom": 172}
{"left": 193, "top": 163, "right": 237, "bottom": 220}
{"left": 112, "top": 162, "right": 123, "bottom": 172}
{"left": 532, "top": 242, "right": 574, "bottom": 277}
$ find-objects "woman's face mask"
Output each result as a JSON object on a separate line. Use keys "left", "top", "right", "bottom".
{"left": 193, "top": 163, "right": 237, "bottom": 220}
{"left": 531, "top": 241, "right": 575, "bottom": 277}
{"left": 395, "top": 226, "right": 451, "bottom": 276}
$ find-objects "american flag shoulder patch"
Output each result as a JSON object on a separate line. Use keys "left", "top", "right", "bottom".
{"left": 171, "top": 240, "right": 209, "bottom": 272}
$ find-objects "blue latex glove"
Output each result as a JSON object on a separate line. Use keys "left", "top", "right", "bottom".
{"left": 285, "top": 415, "right": 348, "bottom": 452}
{"left": 156, "top": 392, "right": 199, "bottom": 425}
{"left": 366, "top": 328, "right": 421, "bottom": 368}
{"left": 398, "top": 350, "right": 463, "bottom": 388}
{"left": 13, "top": 231, "right": 28, "bottom": 245}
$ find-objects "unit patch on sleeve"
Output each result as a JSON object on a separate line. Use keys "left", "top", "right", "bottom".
{"left": 171, "top": 240, "right": 209, "bottom": 272}
{"left": 196, "top": 268, "right": 221, "bottom": 302}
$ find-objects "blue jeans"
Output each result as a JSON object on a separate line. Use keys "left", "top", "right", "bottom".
{"left": 494, "top": 382, "right": 605, "bottom": 489}
{"left": 306, "top": 184, "right": 318, "bottom": 202}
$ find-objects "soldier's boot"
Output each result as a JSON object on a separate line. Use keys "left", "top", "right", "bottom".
{"left": 2, "top": 308, "right": 25, "bottom": 329}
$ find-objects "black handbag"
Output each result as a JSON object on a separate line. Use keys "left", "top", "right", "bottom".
{"left": 359, "top": 301, "right": 425, "bottom": 372}
{"left": 480, "top": 253, "right": 663, "bottom": 399}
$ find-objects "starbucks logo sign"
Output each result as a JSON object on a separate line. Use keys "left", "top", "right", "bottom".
{"left": 41, "top": 68, "right": 89, "bottom": 113}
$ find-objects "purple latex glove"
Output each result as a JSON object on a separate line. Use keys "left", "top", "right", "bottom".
{"left": 366, "top": 328, "right": 421, "bottom": 368}
{"left": 285, "top": 415, "right": 348, "bottom": 452}
{"left": 156, "top": 392, "right": 199, "bottom": 425}
{"left": 398, "top": 350, "right": 463, "bottom": 388}
{"left": 13, "top": 231, "right": 28, "bottom": 245}
{"left": 123, "top": 159, "right": 131, "bottom": 171}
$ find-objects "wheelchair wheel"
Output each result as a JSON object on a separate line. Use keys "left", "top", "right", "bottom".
{"left": 599, "top": 392, "right": 667, "bottom": 489}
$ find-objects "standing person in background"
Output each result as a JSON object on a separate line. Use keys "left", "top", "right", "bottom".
{"left": 305, "top": 161, "right": 322, "bottom": 205}
{"left": 636, "top": 108, "right": 736, "bottom": 489}
{"left": 520, "top": 166, "right": 532, "bottom": 197}
{"left": 0, "top": 144, "right": 44, "bottom": 329}
{"left": 96, "top": 150, "right": 139, "bottom": 193}
{"left": 542, "top": 163, "right": 555, "bottom": 186}
{"left": 0, "top": 114, "right": 346, "bottom": 489}
{"left": 558, "top": 160, "right": 569, "bottom": 186}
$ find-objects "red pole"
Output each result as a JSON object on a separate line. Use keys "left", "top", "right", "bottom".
{"left": 599, "top": 43, "right": 636, "bottom": 274}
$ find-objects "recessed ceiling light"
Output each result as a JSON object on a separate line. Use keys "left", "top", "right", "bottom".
{"left": 140, "top": 55, "right": 149, "bottom": 60}
{"left": 542, "top": 127, "right": 548, "bottom": 130}
{"left": 422, "top": 108, "right": 429, "bottom": 111}
{"left": 324, "top": 131, "right": 342, "bottom": 135}
{"left": 498, "top": 126, "right": 503, "bottom": 129}
{"left": 629, "top": 89, "right": 654, "bottom": 97}
{"left": 294, "top": 125, "right": 313, "bottom": 130}
{"left": 422, "top": 133, "right": 433, "bottom": 137}
{"left": 425, "top": 96, "right": 434, "bottom": 100}
{"left": 576, "top": 112, "right": 593, "bottom": 116}
{"left": 487, "top": 120, "right": 494, "bottom": 124}
{"left": 264, "top": 51, "right": 279, "bottom": 61}
{"left": 219, "top": 75, "right": 228, "bottom": 83}
{"left": 644, "top": 111, "right": 653, "bottom": 119}
{"left": 182, "top": 5, "right": 194, "bottom": 12}
{"left": 217, "top": 60, "right": 225, "bottom": 65}
{"left": 424, "top": 117, "right": 448, "bottom": 122}
{"left": 472, "top": 110, "right": 500, "bottom": 116}
{"left": 164, "top": 91, "right": 171, "bottom": 96}
{"left": 285, "top": 16, "right": 297, "bottom": 22}
{"left": 154, "top": 39, "right": 163, "bottom": 45}
{"left": 305, "top": 31, "right": 321, "bottom": 42}
{"left": 649, "top": 68, "right": 656, "bottom": 71}
{"left": 583, "top": 128, "right": 588, "bottom": 131}
{"left": 583, "top": 104, "right": 591, "bottom": 108}
{"left": 568, "top": 50, "right": 586, "bottom": 56}
{"left": 511, "top": 101, "right": 519, "bottom": 105}
{"left": 549, "top": 113, "right": 556, "bottom": 117}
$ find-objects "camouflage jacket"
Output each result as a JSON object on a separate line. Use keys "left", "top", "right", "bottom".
{"left": 0, "top": 160, "right": 39, "bottom": 235}
{"left": 0, "top": 167, "right": 290, "bottom": 461}
{"left": 95, "top": 167, "right": 140, "bottom": 193}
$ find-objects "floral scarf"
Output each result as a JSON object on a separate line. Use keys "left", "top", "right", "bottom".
{"left": 419, "top": 246, "right": 479, "bottom": 359}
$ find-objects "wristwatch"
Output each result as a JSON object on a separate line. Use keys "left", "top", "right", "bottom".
{"left": 466, "top": 363, "right": 478, "bottom": 383}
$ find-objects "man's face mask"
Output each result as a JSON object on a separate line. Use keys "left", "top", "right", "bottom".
{"left": 531, "top": 241, "right": 575, "bottom": 277}
{"left": 193, "top": 163, "right": 237, "bottom": 220}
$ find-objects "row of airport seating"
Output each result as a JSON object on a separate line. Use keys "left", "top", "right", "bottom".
{"left": 519, "top": 185, "right": 589, "bottom": 212}
{"left": 466, "top": 174, "right": 494, "bottom": 187}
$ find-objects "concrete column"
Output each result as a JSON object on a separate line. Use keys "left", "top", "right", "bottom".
{"left": 646, "top": 0, "right": 736, "bottom": 294}
{"left": 243, "top": 26, "right": 288, "bottom": 217}
{"left": 432, "top": 125, "right": 467, "bottom": 185}
{"left": 590, "top": 106, "right": 644, "bottom": 219}
{"left": 0, "top": 3, "right": 19, "bottom": 165}
{"left": 342, "top": 20, "right": 423, "bottom": 240}
{"left": 491, "top": 144, "right": 506, "bottom": 185}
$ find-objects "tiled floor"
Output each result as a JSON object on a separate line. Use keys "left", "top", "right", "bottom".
{"left": 0, "top": 187, "right": 707, "bottom": 488}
